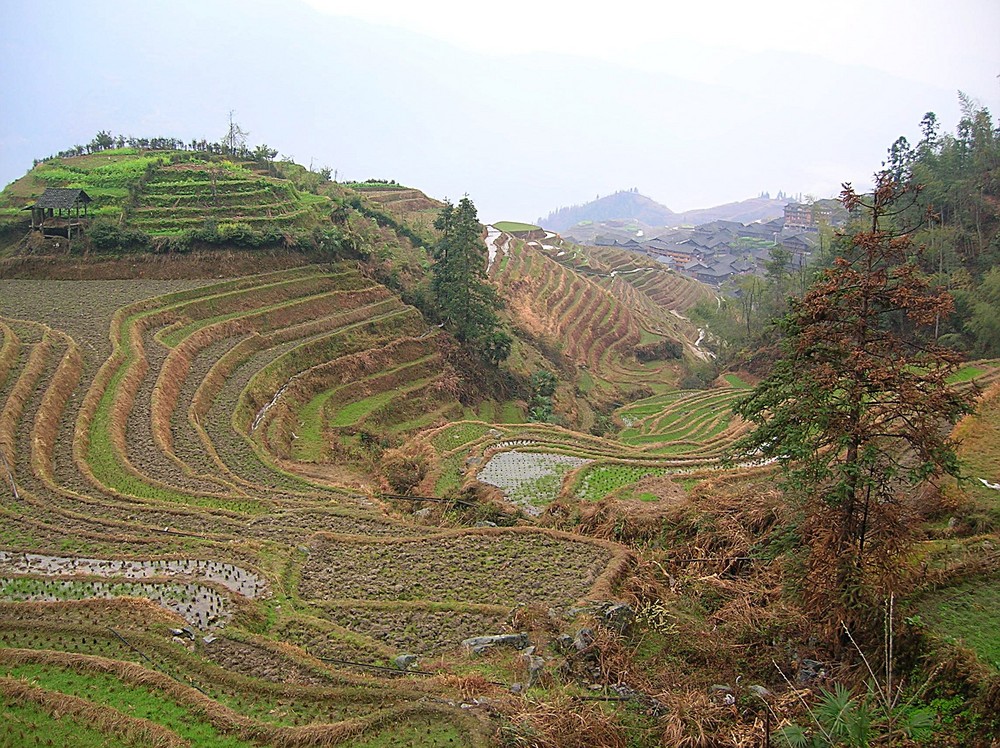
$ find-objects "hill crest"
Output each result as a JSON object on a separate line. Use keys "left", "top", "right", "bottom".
{"left": 538, "top": 190, "right": 675, "bottom": 233}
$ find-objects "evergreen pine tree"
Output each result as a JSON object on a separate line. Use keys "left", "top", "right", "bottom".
{"left": 431, "top": 197, "right": 511, "bottom": 363}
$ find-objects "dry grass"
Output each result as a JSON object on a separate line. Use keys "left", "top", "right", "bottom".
{"left": 0, "top": 320, "right": 19, "bottom": 387}
{"left": 432, "top": 672, "right": 504, "bottom": 703}
{"left": 30, "top": 335, "right": 82, "bottom": 485}
{"left": 656, "top": 689, "right": 729, "bottom": 748}
{"left": 499, "top": 696, "right": 628, "bottom": 748}
{"left": 0, "top": 326, "right": 52, "bottom": 468}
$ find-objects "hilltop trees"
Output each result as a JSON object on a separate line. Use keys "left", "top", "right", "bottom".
{"left": 904, "top": 97, "right": 999, "bottom": 354}
{"left": 694, "top": 100, "right": 998, "bottom": 363}
{"left": 89, "top": 130, "right": 115, "bottom": 152}
{"left": 732, "top": 169, "right": 972, "bottom": 629}
{"left": 431, "top": 197, "right": 511, "bottom": 364}
{"left": 222, "top": 110, "right": 249, "bottom": 155}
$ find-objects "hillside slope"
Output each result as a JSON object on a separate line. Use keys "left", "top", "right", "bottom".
{"left": 0, "top": 149, "right": 337, "bottom": 254}
{"left": 671, "top": 195, "right": 788, "bottom": 225}
{"left": 3, "top": 139, "right": 997, "bottom": 746}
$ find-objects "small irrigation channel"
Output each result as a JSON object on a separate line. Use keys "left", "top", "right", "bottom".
{"left": 251, "top": 371, "right": 304, "bottom": 432}
{"left": 0, "top": 551, "right": 267, "bottom": 630}
{"left": 485, "top": 226, "right": 503, "bottom": 272}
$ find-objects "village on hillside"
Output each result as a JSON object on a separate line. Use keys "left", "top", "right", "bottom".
{"left": 569, "top": 198, "right": 848, "bottom": 286}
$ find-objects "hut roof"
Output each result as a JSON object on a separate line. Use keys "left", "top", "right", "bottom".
{"left": 31, "top": 188, "right": 92, "bottom": 209}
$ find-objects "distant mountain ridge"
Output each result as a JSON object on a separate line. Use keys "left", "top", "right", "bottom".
{"left": 538, "top": 190, "right": 675, "bottom": 232}
{"left": 538, "top": 190, "right": 788, "bottom": 234}
{"left": 673, "top": 196, "right": 789, "bottom": 226}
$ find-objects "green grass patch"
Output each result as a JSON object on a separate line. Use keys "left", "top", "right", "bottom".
{"left": 0, "top": 516, "right": 37, "bottom": 548}
{"left": 476, "top": 401, "right": 496, "bottom": 422}
{"left": 434, "top": 454, "right": 465, "bottom": 495}
{"left": 574, "top": 463, "right": 672, "bottom": 502}
{"left": 498, "top": 401, "right": 524, "bottom": 424}
{"left": 948, "top": 366, "right": 985, "bottom": 384}
{"left": 293, "top": 389, "right": 334, "bottom": 462}
{"left": 431, "top": 422, "right": 491, "bottom": 452}
{"left": 492, "top": 221, "right": 541, "bottom": 233}
{"left": 329, "top": 389, "right": 404, "bottom": 428}
{"left": 388, "top": 402, "right": 459, "bottom": 435}
{"left": 919, "top": 576, "right": 1000, "bottom": 669}
{"left": 723, "top": 373, "right": 751, "bottom": 388}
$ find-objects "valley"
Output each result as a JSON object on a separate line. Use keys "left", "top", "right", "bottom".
{"left": 0, "top": 138, "right": 997, "bottom": 746}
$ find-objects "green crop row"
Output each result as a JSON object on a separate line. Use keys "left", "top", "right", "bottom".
{"left": 128, "top": 210, "right": 310, "bottom": 232}
{"left": 132, "top": 199, "right": 297, "bottom": 217}
{"left": 1, "top": 663, "right": 253, "bottom": 747}
{"left": 0, "top": 689, "right": 135, "bottom": 748}
{"left": 574, "top": 463, "right": 674, "bottom": 502}
{"left": 140, "top": 186, "right": 289, "bottom": 206}
{"left": 431, "top": 421, "right": 492, "bottom": 452}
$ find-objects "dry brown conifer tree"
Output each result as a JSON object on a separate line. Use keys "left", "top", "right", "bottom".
{"left": 732, "top": 169, "right": 973, "bottom": 633}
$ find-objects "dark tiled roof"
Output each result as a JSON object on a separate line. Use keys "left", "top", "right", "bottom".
{"left": 32, "top": 188, "right": 92, "bottom": 209}
{"left": 781, "top": 233, "right": 818, "bottom": 250}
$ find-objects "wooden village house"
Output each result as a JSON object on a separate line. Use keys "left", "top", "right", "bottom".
{"left": 23, "top": 188, "right": 92, "bottom": 239}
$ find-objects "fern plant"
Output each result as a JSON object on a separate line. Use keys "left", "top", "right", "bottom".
{"left": 778, "top": 681, "right": 935, "bottom": 747}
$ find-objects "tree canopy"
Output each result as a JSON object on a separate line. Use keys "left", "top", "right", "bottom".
{"left": 695, "top": 98, "right": 999, "bottom": 363}
{"left": 731, "top": 170, "right": 973, "bottom": 624}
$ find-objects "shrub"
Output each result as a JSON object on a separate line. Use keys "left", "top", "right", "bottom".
{"left": 382, "top": 452, "right": 428, "bottom": 494}
{"left": 679, "top": 362, "right": 717, "bottom": 390}
{"left": 635, "top": 338, "right": 683, "bottom": 362}
{"left": 87, "top": 219, "right": 151, "bottom": 252}
{"left": 218, "top": 221, "right": 259, "bottom": 246}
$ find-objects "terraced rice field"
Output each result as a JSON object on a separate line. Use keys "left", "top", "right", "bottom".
{"left": 6, "top": 253, "right": 982, "bottom": 744}
{"left": 581, "top": 245, "right": 714, "bottom": 312}
{"left": 0, "top": 265, "right": 640, "bottom": 746}
{"left": 477, "top": 451, "right": 591, "bottom": 514}
{"left": 490, "top": 239, "right": 674, "bottom": 389}
{"left": 129, "top": 161, "right": 324, "bottom": 235}
{"left": 464, "top": 381, "right": 750, "bottom": 509}
{"left": 617, "top": 388, "right": 748, "bottom": 453}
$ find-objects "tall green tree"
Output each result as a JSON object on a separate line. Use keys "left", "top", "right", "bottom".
{"left": 431, "top": 197, "right": 511, "bottom": 363}
{"left": 964, "top": 267, "right": 1000, "bottom": 354}
{"left": 89, "top": 130, "right": 115, "bottom": 152}
{"left": 731, "top": 170, "right": 972, "bottom": 625}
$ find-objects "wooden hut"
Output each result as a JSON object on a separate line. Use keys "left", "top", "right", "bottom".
{"left": 24, "top": 188, "right": 92, "bottom": 239}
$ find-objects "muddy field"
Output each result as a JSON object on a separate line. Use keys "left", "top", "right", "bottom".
{"left": 299, "top": 531, "right": 613, "bottom": 608}
{"left": 0, "top": 279, "right": 209, "bottom": 363}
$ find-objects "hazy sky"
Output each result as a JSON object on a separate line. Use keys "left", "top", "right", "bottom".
{"left": 1, "top": 0, "right": 997, "bottom": 223}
